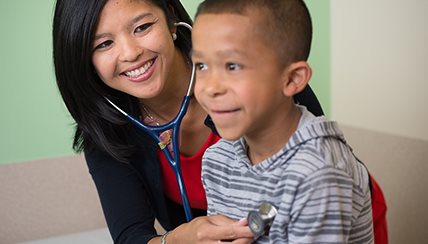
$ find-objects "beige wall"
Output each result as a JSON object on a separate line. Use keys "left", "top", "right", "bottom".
{"left": 331, "top": 1, "right": 428, "bottom": 243}
{"left": 331, "top": 0, "right": 428, "bottom": 141}
{"left": 0, "top": 156, "right": 107, "bottom": 243}
{"left": 340, "top": 125, "right": 428, "bottom": 244}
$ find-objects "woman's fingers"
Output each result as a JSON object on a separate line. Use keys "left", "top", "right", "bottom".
{"left": 170, "top": 215, "right": 254, "bottom": 243}
{"left": 205, "top": 222, "right": 254, "bottom": 241}
{"left": 228, "top": 237, "right": 254, "bottom": 244}
{"left": 208, "top": 214, "right": 239, "bottom": 225}
{"left": 232, "top": 218, "right": 248, "bottom": 226}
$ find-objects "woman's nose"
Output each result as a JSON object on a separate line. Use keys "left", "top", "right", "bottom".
{"left": 118, "top": 37, "right": 143, "bottom": 62}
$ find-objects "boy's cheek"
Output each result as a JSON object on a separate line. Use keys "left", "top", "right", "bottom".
{"left": 193, "top": 88, "right": 210, "bottom": 115}
{"left": 193, "top": 84, "right": 203, "bottom": 103}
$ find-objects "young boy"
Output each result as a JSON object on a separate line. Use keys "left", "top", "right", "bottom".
{"left": 192, "top": 0, "right": 374, "bottom": 243}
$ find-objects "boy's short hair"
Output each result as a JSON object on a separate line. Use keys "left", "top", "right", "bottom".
{"left": 195, "top": 0, "right": 312, "bottom": 66}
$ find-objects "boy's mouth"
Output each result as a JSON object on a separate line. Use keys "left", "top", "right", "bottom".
{"left": 213, "top": 109, "right": 239, "bottom": 113}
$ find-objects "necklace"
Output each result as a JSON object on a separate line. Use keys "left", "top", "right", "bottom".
{"left": 140, "top": 104, "right": 173, "bottom": 152}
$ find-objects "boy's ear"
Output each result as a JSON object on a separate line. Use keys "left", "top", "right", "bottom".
{"left": 282, "top": 61, "right": 312, "bottom": 97}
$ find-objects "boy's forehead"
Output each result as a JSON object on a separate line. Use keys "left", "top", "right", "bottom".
{"left": 193, "top": 13, "right": 253, "bottom": 43}
{"left": 194, "top": 11, "right": 262, "bottom": 35}
{"left": 192, "top": 12, "right": 280, "bottom": 64}
{"left": 194, "top": 11, "right": 268, "bottom": 45}
{"left": 194, "top": 8, "right": 268, "bottom": 39}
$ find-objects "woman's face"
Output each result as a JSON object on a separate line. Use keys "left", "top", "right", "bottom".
{"left": 92, "top": 0, "right": 178, "bottom": 99}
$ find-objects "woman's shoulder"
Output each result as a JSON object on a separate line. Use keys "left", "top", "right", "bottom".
{"left": 83, "top": 146, "right": 124, "bottom": 173}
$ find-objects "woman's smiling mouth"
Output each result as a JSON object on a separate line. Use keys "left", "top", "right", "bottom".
{"left": 123, "top": 58, "right": 156, "bottom": 78}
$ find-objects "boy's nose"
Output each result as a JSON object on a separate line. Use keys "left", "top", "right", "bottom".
{"left": 204, "top": 72, "right": 226, "bottom": 97}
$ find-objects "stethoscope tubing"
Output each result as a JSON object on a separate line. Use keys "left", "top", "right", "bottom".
{"left": 107, "top": 95, "right": 193, "bottom": 220}
{"left": 104, "top": 21, "right": 195, "bottom": 221}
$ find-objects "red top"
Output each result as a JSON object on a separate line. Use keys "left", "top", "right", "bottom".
{"left": 158, "top": 132, "right": 221, "bottom": 210}
{"left": 369, "top": 175, "right": 388, "bottom": 244}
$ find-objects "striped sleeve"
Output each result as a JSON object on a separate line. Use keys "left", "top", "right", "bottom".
{"left": 287, "top": 166, "right": 353, "bottom": 243}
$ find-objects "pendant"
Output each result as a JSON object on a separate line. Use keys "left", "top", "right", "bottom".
{"left": 158, "top": 129, "right": 172, "bottom": 150}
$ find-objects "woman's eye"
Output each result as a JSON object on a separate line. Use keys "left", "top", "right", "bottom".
{"left": 94, "top": 40, "right": 113, "bottom": 50}
{"left": 226, "top": 63, "right": 241, "bottom": 71}
{"left": 195, "top": 63, "right": 208, "bottom": 71}
{"left": 135, "top": 23, "right": 153, "bottom": 33}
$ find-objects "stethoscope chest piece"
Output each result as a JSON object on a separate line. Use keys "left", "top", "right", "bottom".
{"left": 247, "top": 202, "right": 278, "bottom": 238}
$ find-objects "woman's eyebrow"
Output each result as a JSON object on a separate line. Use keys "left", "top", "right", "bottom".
{"left": 94, "top": 32, "right": 110, "bottom": 42}
{"left": 127, "top": 13, "right": 154, "bottom": 30}
{"left": 94, "top": 13, "right": 154, "bottom": 41}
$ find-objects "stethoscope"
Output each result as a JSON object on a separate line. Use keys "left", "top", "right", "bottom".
{"left": 248, "top": 202, "right": 278, "bottom": 238}
{"left": 105, "top": 21, "right": 195, "bottom": 221}
{"left": 104, "top": 22, "right": 279, "bottom": 234}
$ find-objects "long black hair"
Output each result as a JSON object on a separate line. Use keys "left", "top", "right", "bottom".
{"left": 52, "top": 0, "right": 193, "bottom": 162}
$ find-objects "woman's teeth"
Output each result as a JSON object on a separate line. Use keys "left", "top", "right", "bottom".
{"left": 125, "top": 60, "right": 154, "bottom": 78}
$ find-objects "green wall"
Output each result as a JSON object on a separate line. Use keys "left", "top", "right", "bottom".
{"left": 0, "top": 1, "right": 75, "bottom": 164}
{"left": 306, "top": 1, "right": 331, "bottom": 117}
{"left": 0, "top": 0, "right": 329, "bottom": 165}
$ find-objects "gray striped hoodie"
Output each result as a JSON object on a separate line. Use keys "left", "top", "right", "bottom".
{"left": 202, "top": 105, "right": 374, "bottom": 243}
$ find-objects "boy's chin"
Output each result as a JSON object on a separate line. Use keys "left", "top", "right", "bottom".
{"left": 217, "top": 129, "right": 242, "bottom": 141}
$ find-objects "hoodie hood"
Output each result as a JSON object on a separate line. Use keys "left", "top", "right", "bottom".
{"left": 232, "top": 105, "right": 346, "bottom": 173}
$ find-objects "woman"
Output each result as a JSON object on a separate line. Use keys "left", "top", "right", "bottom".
{"left": 52, "top": 0, "right": 324, "bottom": 243}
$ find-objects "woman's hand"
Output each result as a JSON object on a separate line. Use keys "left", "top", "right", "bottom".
{"left": 168, "top": 215, "right": 254, "bottom": 244}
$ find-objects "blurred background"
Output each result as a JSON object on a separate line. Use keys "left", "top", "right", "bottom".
{"left": 0, "top": 0, "right": 427, "bottom": 243}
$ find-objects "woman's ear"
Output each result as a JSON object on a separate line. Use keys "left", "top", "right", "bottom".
{"left": 282, "top": 61, "right": 312, "bottom": 97}
{"left": 168, "top": 4, "right": 178, "bottom": 33}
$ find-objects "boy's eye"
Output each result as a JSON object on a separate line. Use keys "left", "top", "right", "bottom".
{"left": 94, "top": 40, "right": 113, "bottom": 50}
{"left": 226, "top": 63, "right": 241, "bottom": 71}
{"left": 135, "top": 23, "right": 153, "bottom": 33}
{"left": 195, "top": 63, "right": 208, "bottom": 71}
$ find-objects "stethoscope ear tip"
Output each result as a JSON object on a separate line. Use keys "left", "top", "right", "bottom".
{"left": 174, "top": 21, "right": 192, "bottom": 30}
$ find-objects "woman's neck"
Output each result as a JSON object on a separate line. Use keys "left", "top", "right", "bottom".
{"left": 138, "top": 48, "right": 212, "bottom": 156}
{"left": 139, "top": 49, "right": 191, "bottom": 123}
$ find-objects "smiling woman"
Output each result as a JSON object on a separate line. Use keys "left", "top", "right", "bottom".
{"left": 52, "top": 0, "right": 324, "bottom": 243}
{"left": 91, "top": 1, "right": 180, "bottom": 99}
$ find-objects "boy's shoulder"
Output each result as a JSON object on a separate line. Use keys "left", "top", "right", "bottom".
{"left": 287, "top": 119, "right": 369, "bottom": 191}
{"left": 203, "top": 138, "right": 239, "bottom": 161}
{"left": 206, "top": 138, "right": 236, "bottom": 153}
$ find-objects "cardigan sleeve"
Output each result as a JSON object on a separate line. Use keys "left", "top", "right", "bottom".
{"left": 294, "top": 85, "right": 324, "bottom": 116}
{"left": 85, "top": 147, "right": 159, "bottom": 243}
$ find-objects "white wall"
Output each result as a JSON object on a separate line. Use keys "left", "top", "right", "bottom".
{"left": 331, "top": 0, "right": 428, "bottom": 141}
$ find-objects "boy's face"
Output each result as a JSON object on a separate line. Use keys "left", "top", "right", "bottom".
{"left": 192, "top": 12, "right": 290, "bottom": 141}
